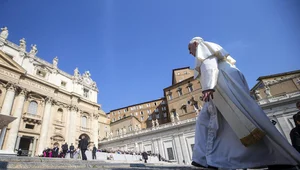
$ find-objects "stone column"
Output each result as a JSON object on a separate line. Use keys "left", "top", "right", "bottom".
{"left": 14, "top": 135, "right": 22, "bottom": 151}
{"left": 31, "top": 138, "right": 38, "bottom": 157}
{"left": 92, "top": 113, "right": 99, "bottom": 147}
{"left": 28, "top": 138, "right": 33, "bottom": 156}
{"left": 36, "top": 97, "right": 53, "bottom": 155}
{"left": 6, "top": 89, "right": 27, "bottom": 152}
{"left": 178, "top": 134, "right": 189, "bottom": 165}
{"left": 0, "top": 127, "right": 7, "bottom": 149}
{"left": 68, "top": 105, "right": 77, "bottom": 145}
{"left": 0, "top": 83, "right": 17, "bottom": 149}
{"left": 65, "top": 108, "right": 71, "bottom": 144}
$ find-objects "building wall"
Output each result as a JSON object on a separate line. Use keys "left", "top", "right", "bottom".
{"left": 0, "top": 32, "right": 108, "bottom": 156}
{"left": 108, "top": 98, "right": 169, "bottom": 133}
{"left": 101, "top": 69, "right": 300, "bottom": 165}
{"left": 165, "top": 76, "right": 203, "bottom": 122}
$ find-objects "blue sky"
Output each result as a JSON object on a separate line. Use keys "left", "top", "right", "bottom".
{"left": 0, "top": 0, "right": 299, "bottom": 112}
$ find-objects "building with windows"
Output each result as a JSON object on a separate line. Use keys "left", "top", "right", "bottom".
{"left": 101, "top": 65, "right": 300, "bottom": 165}
{"left": 164, "top": 67, "right": 203, "bottom": 122}
{"left": 107, "top": 98, "right": 169, "bottom": 138}
{"left": 0, "top": 27, "right": 108, "bottom": 156}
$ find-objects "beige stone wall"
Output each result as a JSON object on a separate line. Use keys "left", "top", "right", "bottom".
{"left": 108, "top": 98, "right": 168, "bottom": 130}
{"left": 165, "top": 76, "right": 203, "bottom": 122}
{"left": 252, "top": 73, "right": 300, "bottom": 100}
{"left": 0, "top": 50, "right": 105, "bottom": 156}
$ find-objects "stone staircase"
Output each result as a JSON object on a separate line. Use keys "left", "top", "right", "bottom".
{"left": 0, "top": 156, "right": 210, "bottom": 170}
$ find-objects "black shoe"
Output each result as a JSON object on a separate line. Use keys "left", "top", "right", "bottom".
{"left": 191, "top": 161, "right": 218, "bottom": 169}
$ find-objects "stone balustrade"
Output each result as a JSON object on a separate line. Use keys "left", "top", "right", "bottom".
{"left": 22, "top": 112, "right": 42, "bottom": 124}
{"left": 258, "top": 91, "right": 300, "bottom": 105}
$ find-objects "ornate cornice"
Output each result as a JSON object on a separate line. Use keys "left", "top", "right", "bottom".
{"left": 18, "top": 88, "right": 28, "bottom": 97}
{"left": 45, "top": 97, "right": 54, "bottom": 105}
{"left": 69, "top": 105, "right": 78, "bottom": 111}
{"left": 6, "top": 83, "right": 17, "bottom": 92}
{"left": 93, "top": 113, "right": 100, "bottom": 119}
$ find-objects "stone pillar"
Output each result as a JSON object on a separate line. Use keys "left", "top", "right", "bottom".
{"left": 68, "top": 106, "right": 77, "bottom": 145}
{"left": 178, "top": 134, "right": 189, "bottom": 165}
{"left": 0, "top": 83, "right": 17, "bottom": 149}
{"left": 5, "top": 89, "right": 27, "bottom": 152}
{"left": 65, "top": 108, "right": 71, "bottom": 144}
{"left": 31, "top": 138, "right": 37, "bottom": 157}
{"left": 28, "top": 138, "right": 33, "bottom": 156}
{"left": 14, "top": 135, "right": 22, "bottom": 151}
{"left": 173, "top": 135, "right": 182, "bottom": 164}
{"left": 36, "top": 97, "right": 53, "bottom": 155}
{"left": 0, "top": 127, "right": 7, "bottom": 149}
{"left": 92, "top": 113, "right": 99, "bottom": 147}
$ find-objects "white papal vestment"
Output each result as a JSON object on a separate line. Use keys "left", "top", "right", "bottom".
{"left": 192, "top": 42, "right": 300, "bottom": 169}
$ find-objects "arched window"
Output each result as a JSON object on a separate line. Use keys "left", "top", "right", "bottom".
{"left": 28, "top": 101, "right": 38, "bottom": 115}
{"left": 57, "top": 108, "right": 63, "bottom": 121}
{"left": 81, "top": 116, "right": 87, "bottom": 128}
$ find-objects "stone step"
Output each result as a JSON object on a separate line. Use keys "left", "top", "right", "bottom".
{"left": 0, "top": 161, "right": 207, "bottom": 170}
{"left": 0, "top": 156, "right": 209, "bottom": 170}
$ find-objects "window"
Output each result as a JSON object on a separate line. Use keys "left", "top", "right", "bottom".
{"left": 61, "top": 81, "right": 67, "bottom": 87}
{"left": 177, "top": 72, "right": 180, "bottom": 75}
{"left": 28, "top": 101, "right": 38, "bottom": 115}
{"left": 135, "top": 112, "right": 138, "bottom": 116}
{"left": 81, "top": 116, "right": 87, "bottom": 128}
{"left": 163, "top": 112, "right": 167, "bottom": 118}
{"left": 161, "top": 100, "right": 166, "bottom": 104}
{"left": 57, "top": 108, "right": 63, "bottom": 121}
{"left": 25, "top": 124, "right": 34, "bottom": 129}
{"left": 141, "top": 116, "right": 144, "bottom": 121}
{"left": 118, "top": 111, "right": 121, "bottom": 114}
{"left": 148, "top": 115, "right": 152, "bottom": 120}
{"left": 177, "top": 89, "right": 183, "bottom": 96}
{"left": 182, "top": 106, "right": 187, "bottom": 114}
{"left": 36, "top": 69, "right": 46, "bottom": 78}
{"left": 172, "top": 110, "right": 177, "bottom": 117}
{"left": 167, "top": 148, "right": 175, "bottom": 160}
{"left": 146, "top": 104, "right": 150, "bottom": 107}
{"left": 162, "top": 107, "right": 166, "bottom": 111}
{"left": 83, "top": 88, "right": 89, "bottom": 98}
{"left": 147, "top": 110, "right": 151, "bottom": 114}
{"left": 297, "top": 78, "right": 300, "bottom": 85}
{"left": 140, "top": 111, "right": 144, "bottom": 115}
{"left": 168, "top": 94, "right": 172, "bottom": 100}
{"left": 118, "top": 116, "right": 121, "bottom": 120}
{"left": 188, "top": 86, "right": 193, "bottom": 92}
{"left": 129, "top": 125, "right": 132, "bottom": 131}
{"left": 154, "top": 102, "right": 157, "bottom": 106}
{"left": 139, "top": 105, "right": 143, "bottom": 109}
{"left": 155, "top": 108, "right": 159, "bottom": 112}
{"left": 130, "top": 113, "right": 133, "bottom": 116}
{"left": 156, "top": 113, "right": 160, "bottom": 119}
{"left": 113, "top": 118, "right": 116, "bottom": 122}
{"left": 124, "top": 108, "right": 128, "bottom": 112}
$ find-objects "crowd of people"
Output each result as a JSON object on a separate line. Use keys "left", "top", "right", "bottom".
{"left": 40, "top": 135, "right": 96, "bottom": 160}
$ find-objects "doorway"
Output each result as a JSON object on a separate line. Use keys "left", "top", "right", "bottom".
{"left": 19, "top": 137, "right": 32, "bottom": 156}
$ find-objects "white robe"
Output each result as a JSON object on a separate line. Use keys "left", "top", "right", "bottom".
{"left": 192, "top": 56, "right": 300, "bottom": 169}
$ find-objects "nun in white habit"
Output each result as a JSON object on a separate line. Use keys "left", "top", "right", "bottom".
{"left": 188, "top": 37, "right": 300, "bottom": 170}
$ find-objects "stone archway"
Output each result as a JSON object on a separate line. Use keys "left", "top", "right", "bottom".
{"left": 78, "top": 133, "right": 94, "bottom": 149}
{"left": 50, "top": 135, "right": 65, "bottom": 148}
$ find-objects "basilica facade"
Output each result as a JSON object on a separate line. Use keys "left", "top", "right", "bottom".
{"left": 0, "top": 27, "right": 109, "bottom": 156}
